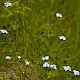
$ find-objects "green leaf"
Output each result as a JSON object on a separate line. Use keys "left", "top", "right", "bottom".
{"left": 47, "top": 71, "right": 55, "bottom": 79}
{"left": 23, "top": 59, "right": 28, "bottom": 62}
{"left": 47, "top": 34, "right": 53, "bottom": 38}
{"left": 12, "top": 25, "right": 18, "bottom": 30}
{"left": 15, "top": 11, "right": 24, "bottom": 15}
{"left": 16, "top": 52, "right": 21, "bottom": 55}
{"left": 12, "top": 1, "right": 19, "bottom": 7}
{"left": 7, "top": 10, "right": 13, "bottom": 16}
{"left": 21, "top": 4, "right": 31, "bottom": 11}
{"left": 9, "top": 48, "right": 14, "bottom": 53}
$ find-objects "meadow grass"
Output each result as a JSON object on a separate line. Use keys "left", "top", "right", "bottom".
{"left": 0, "top": 0, "right": 80, "bottom": 80}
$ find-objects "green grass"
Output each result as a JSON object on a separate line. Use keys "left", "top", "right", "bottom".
{"left": 0, "top": 0, "right": 80, "bottom": 80}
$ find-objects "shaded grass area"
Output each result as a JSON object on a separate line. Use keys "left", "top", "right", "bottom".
{"left": 0, "top": 0, "right": 80, "bottom": 80}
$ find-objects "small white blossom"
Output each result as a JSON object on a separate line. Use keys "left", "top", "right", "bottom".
{"left": 43, "top": 62, "right": 50, "bottom": 68}
{"left": 5, "top": 56, "right": 12, "bottom": 60}
{"left": 25, "top": 61, "right": 30, "bottom": 65}
{"left": 63, "top": 66, "right": 71, "bottom": 71}
{"left": 0, "top": 29, "right": 8, "bottom": 34}
{"left": 42, "top": 56, "right": 49, "bottom": 61}
{"left": 56, "top": 13, "right": 62, "bottom": 18}
{"left": 42, "top": 57, "right": 45, "bottom": 61}
{"left": 73, "top": 70, "right": 80, "bottom": 76}
{"left": 45, "top": 56, "right": 49, "bottom": 60}
{"left": 23, "top": 72, "right": 24, "bottom": 73}
{"left": 59, "top": 35, "right": 66, "bottom": 40}
{"left": 18, "top": 56, "right": 21, "bottom": 59}
{"left": 50, "top": 64, "right": 57, "bottom": 70}
{"left": 4, "top": 2, "right": 12, "bottom": 7}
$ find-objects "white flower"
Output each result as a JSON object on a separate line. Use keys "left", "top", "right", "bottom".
{"left": 18, "top": 56, "right": 21, "bottom": 59}
{"left": 45, "top": 56, "right": 49, "bottom": 60}
{"left": 0, "top": 29, "right": 8, "bottom": 34}
{"left": 50, "top": 64, "right": 57, "bottom": 70}
{"left": 59, "top": 35, "right": 66, "bottom": 40}
{"left": 42, "top": 56, "right": 49, "bottom": 61}
{"left": 25, "top": 61, "right": 30, "bottom": 65}
{"left": 42, "top": 57, "right": 45, "bottom": 61}
{"left": 63, "top": 66, "right": 71, "bottom": 71}
{"left": 23, "top": 72, "right": 24, "bottom": 73}
{"left": 56, "top": 13, "right": 62, "bottom": 18}
{"left": 5, "top": 56, "right": 12, "bottom": 60}
{"left": 43, "top": 62, "right": 50, "bottom": 68}
{"left": 73, "top": 70, "right": 80, "bottom": 76}
{"left": 4, "top": 2, "right": 12, "bottom": 7}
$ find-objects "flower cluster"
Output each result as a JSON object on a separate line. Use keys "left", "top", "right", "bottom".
{"left": 42, "top": 55, "right": 80, "bottom": 76}
{"left": 43, "top": 62, "right": 57, "bottom": 70}
{"left": 5, "top": 55, "right": 30, "bottom": 66}
{"left": 42, "top": 56, "right": 57, "bottom": 70}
